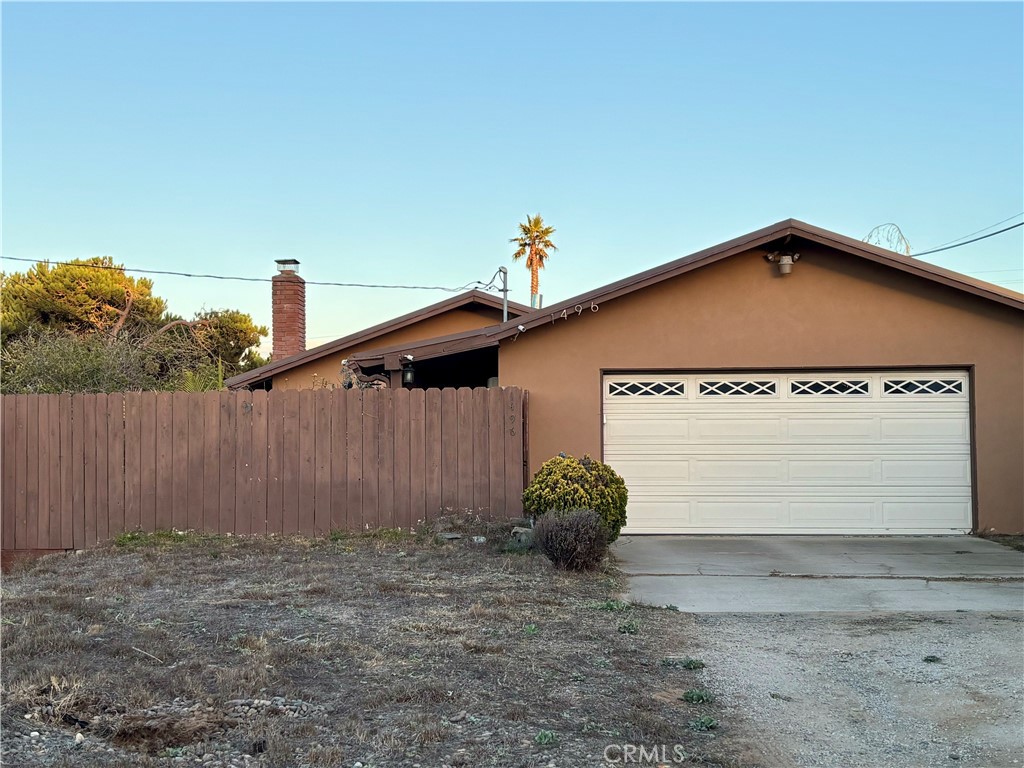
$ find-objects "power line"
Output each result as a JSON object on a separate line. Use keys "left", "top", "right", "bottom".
{"left": 911, "top": 222, "right": 1024, "bottom": 257}
{"left": 0, "top": 255, "right": 501, "bottom": 293}
{"left": 923, "top": 212, "right": 1024, "bottom": 251}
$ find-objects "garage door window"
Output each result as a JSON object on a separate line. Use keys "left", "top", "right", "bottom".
{"left": 698, "top": 380, "right": 777, "bottom": 397}
{"left": 608, "top": 381, "right": 686, "bottom": 397}
{"left": 882, "top": 378, "right": 964, "bottom": 396}
{"left": 790, "top": 379, "right": 869, "bottom": 396}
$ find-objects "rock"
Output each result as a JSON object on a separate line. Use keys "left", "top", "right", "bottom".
{"left": 511, "top": 526, "right": 533, "bottom": 545}
{"left": 75, "top": 732, "right": 85, "bottom": 745}
{"left": 30, "top": 732, "right": 39, "bottom": 738}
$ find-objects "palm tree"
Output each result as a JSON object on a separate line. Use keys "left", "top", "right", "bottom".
{"left": 510, "top": 214, "right": 557, "bottom": 308}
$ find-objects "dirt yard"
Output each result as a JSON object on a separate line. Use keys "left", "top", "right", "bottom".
{"left": 0, "top": 525, "right": 769, "bottom": 767}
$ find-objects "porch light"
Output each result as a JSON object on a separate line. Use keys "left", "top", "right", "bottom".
{"left": 401, "top": 357, "right": 416, "bottom": 388}
{"left": 764, "top": 251, "right": 800, "bottom": 275}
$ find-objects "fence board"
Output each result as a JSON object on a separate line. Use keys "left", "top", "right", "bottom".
{"left": 25, "top": 396, "right": 39, "bottom": 550}
{"left": 472, "top": 389, "right": 489, "bottom": 518}
{"left": 361, "top": 390, "right": 379, "bottom": 529}
{"left": 47, "top": 396, "right": 62, "bottom": 548}
{"left": 218, "top": 392, "right": 237, "bottom": 534}
{"left": 297, "top": 390, "right": 316, "bottom": 536}
{"left": 107, "top": 394, "right": 126, "bottom": 542}
{"left": 95, "top": 395, "right": 110, "bottom": 546}
{"left": 123, "top": 394, "right": 141, "bottom": 534}
{"left": 503, "top": 388, "right": 524, "bottom": 514}
{"left": 424, "top": 389, "right": 441, "bottom": 521}
{"left": 139, "top": 393, "right": 158, "bottom": 533}
{"left": 487, "top": 388, "right": 506, "bottom": 520}
{"left": 1, "top": 398, "right": 16, "bottom": 551}
{"left": 250, "top": 390, "right": 269, "bottom": 536}
{"left": 59, "top": 394, "right": 74, "bottom": 548}
{"left": 39, "top": 397, "right": 56, "bottom": 548}
{"left": 378, "top": 390, "right": 394, "bottom": 529}
{"left": 345, "top": 389, "right": 363, "bottom": 530}
{"left": 171, "top": 392, "right": 189, "bottom": 532}
{"left": 82, "top": 394, "right": 99, "bottom": 547}
{"left": 202, "top": 394, "right": 220, "bottom": 533}
{"left": 440, "top": 388, "right": 458, "bottom": 513}
{"left": 409, "top": 389, "right": 426, "bottom": 526}
{"left": 392, "top": 389, "right": 411, "bottom": 530}
{"left": 153, "top": 393, "right": 173, "bottom": 531}
{"left": 266, "top": 390, "right": 284, "bottom": 535}
{"left": 457, "top": 389, "right": 474, "bottom": 512}
{"left": 313, "top": 391, "right": 332, "bottom": 535}
{"left": 186, "top": 394, "right": 205, "bottom": 533}
{"left": 330, "top": 390, "right": 348, "bottom": 533}
{"left": 70, "top": 396, "right": 86, "bottom": 548}
{"left": 234, "top": 392, "right": 253, "bottom": 537}
{"left": 2, "top": 387, "right": 527, "bottom": 554}
{"left": 281, "top": 390, "right": 300, "bottom": 534}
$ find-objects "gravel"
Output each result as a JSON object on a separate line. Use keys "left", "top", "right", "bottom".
{"left": 692, "top": 611, "right": 1024, "bottom": 768}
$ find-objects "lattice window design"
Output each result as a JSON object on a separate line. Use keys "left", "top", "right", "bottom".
{"left": 608, "top": 381, "right": 686, "bottom": 397}
{"left": 791, "top": 379, "right": 869, "bottom": 396}
{"left": 698, "top": 380, "right": 777, "bottom": 397}
{"left": 883, "top": 379, "right": 964, "bottom": 396}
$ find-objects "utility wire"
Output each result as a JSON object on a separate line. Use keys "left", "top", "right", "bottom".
{"left": 0, "top": 255, "right": 499, "bottom": 293}
{"left": 911, "top": 222, "right": 1024, "bottom": 257}
{"left": 923, "top": 212, "right": 1024, "bottom": 251}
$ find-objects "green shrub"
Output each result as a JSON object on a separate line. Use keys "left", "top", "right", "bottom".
{"left": 522, "top": 453, "right": 628, "bottom": 541}
{"left": 533, "top": 509, "right": 609, "bottom": 570}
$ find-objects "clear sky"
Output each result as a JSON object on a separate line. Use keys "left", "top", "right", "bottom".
{"left": 3, "top": 1, "right": 1022, "bottom": 353}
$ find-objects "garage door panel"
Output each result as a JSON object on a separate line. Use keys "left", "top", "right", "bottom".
{"left": 881, "top": 458, "right": 971, "bottom": 484}
{"left": 610, "top": 458, "right": 690, "bottom": 481}
{"left": 787, "top": 417, "right": 877, "bottom": 440}
{"left": 694, "top": 501, "right": 784, "bottom": 524}
{"left": 605, "top": 370, "right": 972, "bottom": 535}
{"left": 693, "top": 459, "right": 783, "bottom": 482}
{"left": 883, "top": 501, "right": 972, "bottom": 526}
{"left": 789, "top": 459, "right": 876, "bottom": 482}
{"left": 789, "top": 501, "right": 877, "bottom": 525}
{"left": 605, "top": 418, "right": 688, "bottom": 441}
{"left": 695, "top": 418, "right": 781, "bottom": 439}
{"left": 880, "top": 417, "right": 969, "bottom": 441}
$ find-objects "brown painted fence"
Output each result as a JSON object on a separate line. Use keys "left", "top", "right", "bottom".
{"left": 0, "top": 387, "right": 526, "bottom": 553}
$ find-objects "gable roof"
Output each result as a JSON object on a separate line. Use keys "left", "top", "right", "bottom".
{"left": 226, "top": 289, "right": 530, "bottom": 389}
{"left": 349, "top": 218, "right": 1024, "bottom": 369}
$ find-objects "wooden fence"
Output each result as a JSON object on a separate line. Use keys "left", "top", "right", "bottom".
{"left": 0, "top": 387, "right": 526, "bottom": 553}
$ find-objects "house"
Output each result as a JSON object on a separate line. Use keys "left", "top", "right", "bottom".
{"left": 225, "top": 259, "right": 530, "bottom": 391}
{"left": 345, "top": 219, "right": 1024, "bottom": 536}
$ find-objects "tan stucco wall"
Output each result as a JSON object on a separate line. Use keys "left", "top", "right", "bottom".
{"left": 498, "top": 245, "right": 1024, "bottom": 533}
{"left": 272, "top": 307, "right": 503, "bottom": 390}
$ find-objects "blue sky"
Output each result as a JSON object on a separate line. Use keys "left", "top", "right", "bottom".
{"left": 3, "top": 2, "right": 1022, "bottom": 351}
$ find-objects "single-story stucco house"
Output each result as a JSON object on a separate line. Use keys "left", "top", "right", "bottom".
{"left": 340, "top": 219, "right": 1024, "bottom": 536}
{"left": 226, "top": 280, "right": 530, "bottom": 391}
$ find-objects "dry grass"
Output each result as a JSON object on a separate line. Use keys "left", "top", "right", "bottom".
{"left": 1, "top": 529, "right": 761, "bottom": 767}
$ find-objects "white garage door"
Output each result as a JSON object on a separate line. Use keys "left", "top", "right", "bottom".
{"left": 603, "top": 371, "right": 972, "bottom": 534}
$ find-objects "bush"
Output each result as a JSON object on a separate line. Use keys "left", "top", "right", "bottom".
{"left": 533, "top": 509, "right": 609, "bottom": 570}
{"left": 522, "top": 453, "right": 628, "bottom": 541}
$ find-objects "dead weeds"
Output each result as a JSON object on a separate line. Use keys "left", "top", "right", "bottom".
{"left": 1, "top": 529, "right": 753, "bottom": 767}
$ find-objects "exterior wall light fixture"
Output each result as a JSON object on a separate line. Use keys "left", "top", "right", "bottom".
{"left": 764, "top": 251, "right": 800, "bottom": 275}
{"left": 401, "top": 355, "right": 416, "bottom": 388}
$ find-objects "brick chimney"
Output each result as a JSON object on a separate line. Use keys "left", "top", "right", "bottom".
{"left": 272, "top": 259, "right": 306, "bottom": 360}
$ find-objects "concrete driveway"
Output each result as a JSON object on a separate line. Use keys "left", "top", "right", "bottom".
{"left": 613, "top": 535, "right": 1024, "bottom": 612}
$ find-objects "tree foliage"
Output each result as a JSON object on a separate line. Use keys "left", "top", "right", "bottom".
{"left": 0, "top": 258, "right": 268, "bottom": 393}
{"left": 1, "top": 257, "right": 166, "bottom": 341}
{"left": 510, "top": 214, "right": 557, "bottom": 302}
